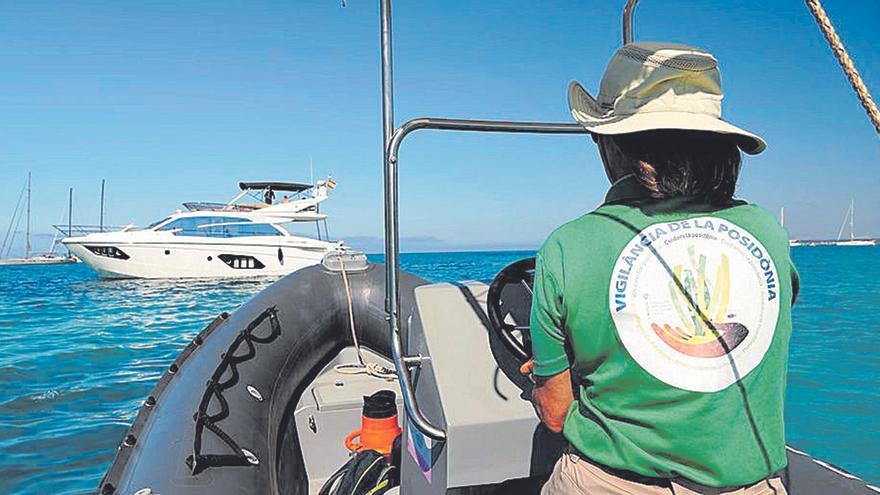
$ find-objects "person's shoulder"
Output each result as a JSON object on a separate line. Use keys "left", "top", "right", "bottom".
{"left": 542, "top": 212, "right": 597, "bottom": 245}
{"left": 726, "top": 200, "right": 781, "bottom": 226}
{"left": 539, "top": 207, "right": 622, "bottom": 257}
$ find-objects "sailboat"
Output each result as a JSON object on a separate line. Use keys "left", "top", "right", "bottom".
{"left": 0, "top": 173, "right": 77, "bottom": 266}
{"left": 832, "top": 200, "right": 875, "bottom": 246}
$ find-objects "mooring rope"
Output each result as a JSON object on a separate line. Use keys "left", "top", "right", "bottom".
{"left": 333, "top": 254, "right": 397, "bottom": 381}
{"left": 805, "top": 0, "right": 880, "bottom": 136}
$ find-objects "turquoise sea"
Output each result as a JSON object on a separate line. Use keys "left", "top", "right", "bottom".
{"left": 0, "top": 248, "right": 877, "bottom": 494}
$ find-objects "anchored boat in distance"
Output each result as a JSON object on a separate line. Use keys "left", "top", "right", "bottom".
{"left": 831, "top": 200, "right": 875, "bottom": 246}
{"left": 63, "top": 179, "right": 346, "bottom": 279}
{"left": 1, "top": 173, "right": 77, "bottom": 267}
{"left": 789, "top": 200, "right": 876, "bottom": 247}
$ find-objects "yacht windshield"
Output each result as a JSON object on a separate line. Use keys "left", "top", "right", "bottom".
{"left": 145, "top": 217, "right": 172, "bottom": 230}
{"left": 158, "top": 216, "right": 283, "bottom": 237}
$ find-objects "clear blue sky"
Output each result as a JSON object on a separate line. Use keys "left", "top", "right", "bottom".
{"left": 1, "top": 0, "right": 878, "bottom": 253}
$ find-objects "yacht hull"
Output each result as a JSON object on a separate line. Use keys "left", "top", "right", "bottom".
{"left": 64, "top": 238, "right": 332, "bottom": 279}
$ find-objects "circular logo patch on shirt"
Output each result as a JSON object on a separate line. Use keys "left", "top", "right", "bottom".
{"left": 608, "top": 217, "right": 780, "bottom": 392}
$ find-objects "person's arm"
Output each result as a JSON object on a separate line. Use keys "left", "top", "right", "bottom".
{"left": 523, "top": 247, "right": 575, "bottom": 433}
{"left": 520, "top": 361, "right": 573, "bottom": 433}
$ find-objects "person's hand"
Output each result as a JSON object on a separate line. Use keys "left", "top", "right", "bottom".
{"left": 520, "top": 359, "right": 537, "bottom": 385}
{"left": 531, "top": 369, "right": 574, "bottom": 433}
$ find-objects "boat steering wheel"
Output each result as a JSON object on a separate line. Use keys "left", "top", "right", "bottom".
{"left": 486, "top": 257, "right": 536, "bottom": 363}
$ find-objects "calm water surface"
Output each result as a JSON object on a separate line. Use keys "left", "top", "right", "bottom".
{"left": 0, "top": 248, "right": 876, "bottom": 493}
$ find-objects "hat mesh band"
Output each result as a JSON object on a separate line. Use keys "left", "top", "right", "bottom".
{"left": 619, "top": 45, "right": 717, "bottom": 72}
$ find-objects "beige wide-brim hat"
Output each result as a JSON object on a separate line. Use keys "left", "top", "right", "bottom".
{"left": 569, "top": 42, "right": 766, "bottom": 155}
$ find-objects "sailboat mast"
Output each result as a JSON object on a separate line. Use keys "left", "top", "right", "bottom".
{"left": 25, "top": 172, "right": 31, "bottom": 259}
{"left": 850, "top": 199, "right": 855, "bottom": 241}
{"left": 68, "top": 188, "right": 73, "bottom": 238}
{"left": 100, "top": 179, "right": 105, "bottom": 232}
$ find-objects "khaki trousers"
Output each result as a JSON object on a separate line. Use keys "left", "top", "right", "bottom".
{"left": 541, "top": 453, "right": 787, "bottom": 495}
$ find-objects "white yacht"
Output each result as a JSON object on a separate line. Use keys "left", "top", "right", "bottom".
{"left": 63, "top": 180, "right": 346, "bottom": 279}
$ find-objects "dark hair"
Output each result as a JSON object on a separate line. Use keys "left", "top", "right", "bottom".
{"left": 600, "top": 130, "right": 742, "bottom": 205}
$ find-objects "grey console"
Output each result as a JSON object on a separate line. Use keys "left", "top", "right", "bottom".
{"left": 401, "top": 282, "right": 565, "bottom": 493}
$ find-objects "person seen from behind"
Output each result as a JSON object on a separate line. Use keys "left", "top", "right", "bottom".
{"left": 524, "top": 42, "right": 798, "bottom": 494}
{"left": 264, "top": 186, "right": 275, "bottom": 205}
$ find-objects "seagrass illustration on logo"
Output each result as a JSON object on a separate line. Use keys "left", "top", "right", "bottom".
{"left": 609, "top": 217, "right": 780, "bottom": 392}
{"left": 650, "top": 246, "right": 749, "bottom": 358}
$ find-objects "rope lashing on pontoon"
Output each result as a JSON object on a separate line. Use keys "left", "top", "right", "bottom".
{"left": 186, "top": 306, "right": 281, "bottom": 474}
{"left": 333, "top": 254, "right": 397, "bottom": 381}
{"left": 805, "top": 0, "right": 880, "bottom": 136}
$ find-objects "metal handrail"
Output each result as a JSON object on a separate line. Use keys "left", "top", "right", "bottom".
{"left": 379, "top": 0, "right": 448, "bottom": 441}
{"left": 384, "top": 118, "right": 587, "bottom": 442}
{"left": 623, "top": 0, "right": 640, "bottom": 44}
{"left": 52, "top": 224, "right": 127, "bottom": 236}
{"left": 378, "top": 0, "right": 636, "bottom": 442}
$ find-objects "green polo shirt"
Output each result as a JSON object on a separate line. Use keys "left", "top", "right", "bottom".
{"left": 530, "top": 175, "right": 798, "bottom": 487}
